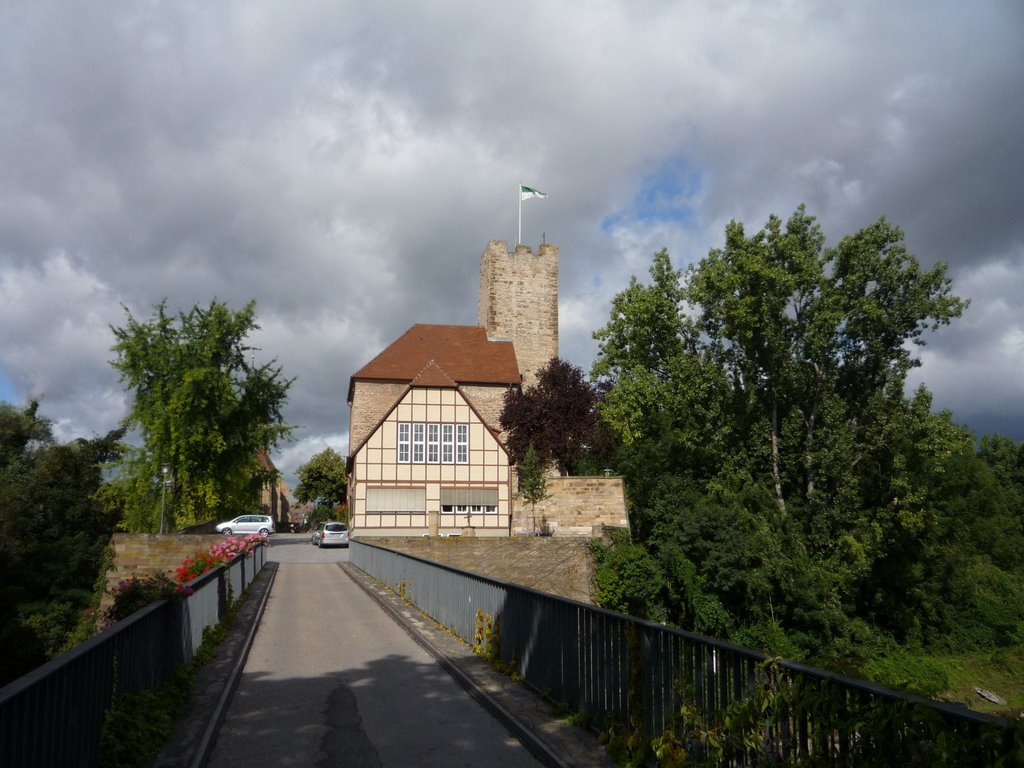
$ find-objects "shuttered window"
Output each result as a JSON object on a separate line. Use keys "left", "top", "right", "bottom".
{"left": 366, "top": 488, "right": 426, "bottom": 512}
{"left": 456, "top": 424, "right": 469, "bottom": 464}
{"left": 440, "top": 488, "right": 499, "bottom": 507}
{"left": 412, "top": 423, "right": 425, "bottom": 463}
{"left": 427, "top": 423, "right": 440, "bottom": 463}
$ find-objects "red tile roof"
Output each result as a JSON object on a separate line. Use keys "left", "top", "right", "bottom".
{"left": 351, "top": 324, "right": 521, "bottom": 388}
{"left": 411, "top": 359, "right": 459, "bottom": 388}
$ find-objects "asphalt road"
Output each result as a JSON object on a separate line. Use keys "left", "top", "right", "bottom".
{"left": 205, "top": 534, "right": 542, "bottom": 767}
{"left": 262, "top": 531, "right": 355, "bottom": 564}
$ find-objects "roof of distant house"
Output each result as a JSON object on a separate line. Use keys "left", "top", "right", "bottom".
{"left": 348, "top": 324, "right": 520, "bottom": 401}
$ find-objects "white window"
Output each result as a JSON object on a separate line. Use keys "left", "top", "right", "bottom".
{"left": 412, "top": 423, "right": 425, "bottom": 463}
{"left": 398, "top": 423, "right": 410, "bottom": 463}
{"left": 427, "top": 423, "right": 440, "bottom": 463}
{"left": 442, "top": 424, "right": 454, "bottom": 464}
{"left": 441, "top": 503, "right": 498, "bottom": 515}
{"left": 397, "top": 421, "right": 469, "bottom": 464}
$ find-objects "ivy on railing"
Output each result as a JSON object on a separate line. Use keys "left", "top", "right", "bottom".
{"left": 604, "top": 658, "right": 1024, "bottom": 767}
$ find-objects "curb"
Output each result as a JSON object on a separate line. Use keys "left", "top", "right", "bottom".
{"left": 339, "top": 562, "right": 590, "bottom": 768}
{"left": 148, "top": 560, "right": 278, "bottom": 768}
{"left": 190, "top": 561, "right": 277, "bottom": 768}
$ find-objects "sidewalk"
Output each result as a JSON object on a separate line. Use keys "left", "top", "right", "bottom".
{"left": 150, "top": 559, "right": 614, "bottom": 768}
{"left": 151, "top": 562, "right": 278, "bottom": 768}
{"left": 341, "top": 562, "right": 616, "bottom": 768}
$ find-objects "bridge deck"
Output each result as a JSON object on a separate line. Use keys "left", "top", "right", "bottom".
{"left": 148, "top": 536, "right": 602, "bottom": 768}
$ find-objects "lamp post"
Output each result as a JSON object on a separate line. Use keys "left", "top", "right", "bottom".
{"left": 160, "top": 464, "right": 170, "bottom": 534}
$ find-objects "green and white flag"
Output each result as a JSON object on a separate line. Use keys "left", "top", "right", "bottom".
{"left": 518, "top": 183, "right": 548, "bottom": 245}
{"left": 520, "top": 184, "right": 548, "bottom": 201}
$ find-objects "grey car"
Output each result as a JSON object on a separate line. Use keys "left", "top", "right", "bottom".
{"left": 311, "top": 522, "right": 349, "bottom": 548}
{"left": 215, "top": 514, "right": 274, "bottom": 536}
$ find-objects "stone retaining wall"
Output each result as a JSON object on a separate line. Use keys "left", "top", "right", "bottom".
{"left": 100, "top": 533, "right": 222, "bottom": 615}
{"left": 364, "top": 536, "right": 597, "bottom": 604}
{"left": 512, "top": 476, "right": 628, "bottom": 536}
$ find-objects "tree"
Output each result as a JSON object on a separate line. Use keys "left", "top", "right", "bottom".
{"left": 295, "top": 448, "right": 348, "bottom": 509}
{"left": 592, "top": 248, "right": 688, "bottom": 382}
{"left": 500, "top": 357, "right": 606, "bottom": 475}
{"left": 518, "top": 443, "right": 549, "bottom": 535}
{"left": 590, "top": 250, "right": 732, "bottom": 534}
{"left": 0, "top": 401, "right": 124, "bottom": 685}
{"left": 106, "top": 299, "right": 293, "bottom": 530}
{"left": 978, "top": 433, "right": 1024, "bottom": 515}
{"left": 687, "top": 206, "right": 966, "bottom": 518}
{"left": 591, "top": 207, "right": 975, "bottom": 660}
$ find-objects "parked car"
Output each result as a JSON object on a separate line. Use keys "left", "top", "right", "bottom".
{"left": 311, "top": 521, "right": 349, "bottom": 548}
{"left": 215, "top": 514, "right": 274, "bottom": 536}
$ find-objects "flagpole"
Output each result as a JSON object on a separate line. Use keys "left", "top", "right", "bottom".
{"left": 517, "top": 183, "right": 522, "bottom": 245}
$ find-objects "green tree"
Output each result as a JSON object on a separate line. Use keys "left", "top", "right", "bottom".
{"left": 592, "top": 535, "right": 666, "bottom": 621}
{"left": 591, "top": 207, "right": 973, "bottom": 659}
{"left": 591, "top": 249, "right": 732, "bottom": 537}
{"left": 592, "top": 248, "right": 688, "bottom": 383}
{"left": 0, "top": 401, "right": 124, "bottom": 685}
{"left": 106, "top": 299, "right": 293, "bottom": 531}
{"left": 294, "top": 448, "right": 348, "bottom": 512}
{"left": 978, "top": 433, "right": 1024, "bottom": 516}
{"left": 687, "top": 206, "right": 966, "bottom": 520}
{"left": 518, "top": 443, "right": 549, "bottom": 535}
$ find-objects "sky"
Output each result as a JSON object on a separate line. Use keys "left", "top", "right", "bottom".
{"left": 1, "top": 1, "right": 1022, "bottom": 494}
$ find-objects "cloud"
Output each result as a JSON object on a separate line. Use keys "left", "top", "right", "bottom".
{"left": 0, "top": 252, "right": 127, "bottom": 440}
{"left": 1, "top": 0, "right": 1022, "bottom": 491}
{"left": 907, "top": 251, "right": 1024, "bottom": 438}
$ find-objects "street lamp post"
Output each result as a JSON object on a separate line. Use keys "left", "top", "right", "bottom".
{"left": 160, "top": 464, "right": 170, "bottom": 534}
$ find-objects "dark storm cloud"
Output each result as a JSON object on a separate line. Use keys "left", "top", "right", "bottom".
{"left": 1, "top": 1, "right": 1021, "bottom": 489}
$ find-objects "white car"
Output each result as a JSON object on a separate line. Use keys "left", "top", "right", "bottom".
{"left": 311, "top": 522, "right": 349, "bottom": 548}
{"left": 215, "top": 514, "right": 274, "bottom": 536}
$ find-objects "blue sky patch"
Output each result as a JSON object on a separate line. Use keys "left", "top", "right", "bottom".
{"left": 0, "top": 363, "right": 19, "bottom": 405}
{"left": 602, "top": 157, "right": 702, "bottom": 232}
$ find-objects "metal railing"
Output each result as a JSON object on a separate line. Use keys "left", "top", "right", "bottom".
{"left": 0, "top": 544, "right": 266, "bottom": 768}
{"left": 350, "top": 539, "right": 1011, "bottom": 765}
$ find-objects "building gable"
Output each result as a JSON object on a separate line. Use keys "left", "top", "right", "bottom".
{"left": 350, "top": 385, "right": 513, "bottom": 536}
{"left": 350, "top": 324, "right": 519, "bottom": 398}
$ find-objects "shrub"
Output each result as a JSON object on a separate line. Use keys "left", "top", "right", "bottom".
{"left": 731, "top": 619, "right": 803, "bottom": 661}
{"left": 102, "top": 575, "right": 191, "bottom": 629}
{"left": 862, "top": 647, "right": 950, "bottom": 698}
{"left": 592, "top": 540, "right": 666, "bottom": 622}
{"left": 175, "top": 533, "right": 267, "bottom": 584}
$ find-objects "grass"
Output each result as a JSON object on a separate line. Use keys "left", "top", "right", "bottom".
{"left": 932, "top": 647, "right": 1024, "bottom": 718}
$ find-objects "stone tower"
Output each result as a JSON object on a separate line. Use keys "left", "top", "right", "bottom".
{"left": 478, "top": 240, "right": 559, "bottom": 388}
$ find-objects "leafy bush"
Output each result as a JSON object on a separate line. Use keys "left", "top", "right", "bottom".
{"left": 99, "top": 607, "right": 236, "bottom": 767}
{"left": 99, "top": 666, "right": 193, "bottom": 768}
{"left": 861, "top": 646, "right": 950, "bottom": 698}
{"left": 730, "top": 619, "right": 803, "bottom": 661}
{"left": 102, "top": 574, "right": 191, "bottom": 629}
{"left": 592, "top": 539, "right": 666, "bottom": 622}
{"left": 175, "top": 533, "right": 267, "bottom": 584}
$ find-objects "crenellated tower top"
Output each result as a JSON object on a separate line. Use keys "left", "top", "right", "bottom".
{"left": 478, "top": 240, "right": 559, "bottom": 389}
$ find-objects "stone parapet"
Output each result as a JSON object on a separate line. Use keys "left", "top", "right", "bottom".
{"left": 512, "top": 476, "right": 628, "bottom": 536}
